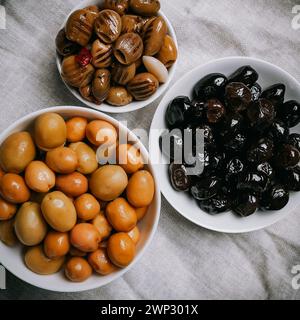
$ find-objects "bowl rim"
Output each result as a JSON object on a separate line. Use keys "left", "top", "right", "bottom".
{"left": 56, "top": 0, "right": 179, "bottom": 114}
{"left": 149, "top": 55, "right": 300, "bottom": 234}
{"left": 0, "top": 106, "right": 161, "bottom": 292}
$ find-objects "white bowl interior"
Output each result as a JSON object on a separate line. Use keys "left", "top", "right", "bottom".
{"left": 0, "top": 106, "right": 161, "bottom": 292}
{"left": 150, "top": 56, "right": 300, "bottom": 233}
{"left": 56, "top": 0, "right": 178, "bottom": 114}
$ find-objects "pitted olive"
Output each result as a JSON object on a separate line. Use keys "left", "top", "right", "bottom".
{"left": 91, "top": 39, "right": 113, "bottom": 69}
{"left": 156, "top": 35, "right": 177, "bottom": 68}
{"left": 143, "top": 16, "right": 167, "bottom": 56}
{"left": 94, "top": 10, "right": 122, "bottom": 44}
{"left": 92, "top": 69, "right": 111, "bottom": 103}
{"left": 106, "top": 86, "right": 133, "bottom": 106}
{"left": 127, "top": 72, "right": 159, "bottom": 100}
{"left": 55, "top": 29, "right": 80, "bottom": 57}
{"left": 104, "top": 0, "right": 129, "bottom": 16}
{"left": 61, "top": 55, "right": 95, "bottom": 88}
{"left": 129, "top": 0, "right": 160, "bottom": 16}
{"left": 114, "top": 33, "right": 144, "bottom": 65}
{"left": 65, "top": 9, "right": 98, "bottom": 46}
{"left": 121, "top": 15, "right": 144, "bottom": 34}
{"left": 112, "top": 62, "right": 136, "bottom": 85}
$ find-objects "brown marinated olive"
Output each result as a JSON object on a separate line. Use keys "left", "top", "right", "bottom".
{"left": 106, "top": 87, "right": 133, "bottom": 106}
{"left": 84, "top": 5, "right": 100, "bottom": 13}
{"left": 127, "top": 72, "right": 159, "bottom": 100}
{"left": 65, "top": 257, "right": 92, "bottom": 282}
{"left": 74, "top": 193, "right": 101, "bottom": 221}
{"left": 127, "top": 226, "right": 140, "bottom": 244}
{"left": 104, "top": 0, "right": 129, "bottom": 16}
{"left": 55, "top": 29, "right": 80, "bottom": 57}
{"left": 143, "top": 16, "right": 167, "bottom": 56}
{"left": 106, "top": 197, "right": 137, "bottom": 232}
{"left": 112, "top": 62, "right": 136, "bottom": 85}
{"left": 46, "top": 147, "right": 78, "bottom": 174}
{"left": 65, "top": 9, "right": 97, "bottom": 46}
{"left": 107, "top": 232, "right": 135, "bottom": 268}
{"left": 114, "top": 33, "right": 144, "bottom": 65}
{"left": 0, "top": 197, "right": 17, "bottom": 221}
{"left": 61, "top": 55, "right": 95, "bottom": 88}
{"left": 0, "top": 219, "right": 18, "bottom": 246}
{"left": 66, "top": 117, "right": 88, "bottom": 143}
{"left": 206, "top": 99, "right": 226, "bottom": 123}
{"left": 156, "top": 35, "right": 178, "bottom": 68}
{"left": 70, "top": 223, "right": 101, "bottom": 252}
{"left": 0, "top": 173, "right": 30, "bottom": 204}
{"left": 92, "top": 69, "right": 111, "bottom": 103}
{"left": 135, "top": 206, "right": 148, "bottom": 221}
{"left": 117, "top": 144, "right": 144, "bottom": 173}
{"left": 44, "top": 231, "right": 70, "bottom": 259}
{"left": 91, "top": 39, "right": 113, "bottom": 69}
{"left": 121, "top": 15, "right": 143, "bottom": 34}
{"left": 69, "top": 142, "right": 98, "bottom": 174}
{"left": 86, "top": 120, "right": 118, "bottom": 147}
{"left": 0, "top": 131, "right": 36, "bottom": 174}
{"left": 56, "top": 172, "right": 88, "bottom": 198}
{"left": 79, "top": 84, "right": 99, "bottom": 104}
{"left": 94, "top": 10, "right": 122, "bottom": 44}
{"left": 88, "top": 248, "right": 116, "bottom": 275}
{"left": 34, "top": 113, "right": 67, "bottom": 151}
{"left": 91, "top": 212, "right": 112, "bottom": 240}
{"left": 130, "top": 0, "right": 160, "bottom": 16}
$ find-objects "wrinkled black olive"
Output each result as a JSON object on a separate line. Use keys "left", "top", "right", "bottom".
{"left": 288, "top": 133, "right": 300, "bottom": 151}
{"left": 238, "top": 172, "right": 269, "bottom": 194}
{"left": 218, "top": 113, "right": 245, "bottom": 138}
{"left": 247, "top": 138, "right": 274, "bottom": 163}
{"left": 228, "top": 65, "right": 259, "bottom": 87}
{"left": 190, "top": 176, "right": 221, "bottom": 200}
{"left": 206, "top": 99, "right": 226, "bottom": 124}
{"left": 223, "top": 131, "right": 247, "bottom": 154}
{"left": 159, "top": 130, "right": 183, "bottom": 162}
{"left": 193, "top": 124, "right": 215, "bottom": 146}
{"left": 268, "top": 120, "right": 289, "bottom": 142}
{"left": 225, "top": 82, "right": 252, "bottom": 112}
{"left": 233, "top": 193, "right": 258, "bottom": 217}
{"left": 279, "top": 168, "right": 300, "bottom": 191}
{"left": 169, "top": 163, "right": 191, "bottom": 192}
{"left": 55, "top": 29, "right": 80, "bottom": 56}
{"left": 166, "top": 96, "right": 191, "bottom": 129}
{"left": 278, "top": 100, "right": 300, "bottom": 128}
{"left": 262, "top": 185, "right": 289, "bottom": 210}
{"left": 250, "top": 83, "right": 262, "bottom": 101}
{"left": 275, "top": 144, "right": 300, "bottom": 169}
{"left": 197, "top": 193, "right": 231, "bottom": 214}
{"left": 193, "top": 73, "right": 227, "bottom": 100}
{"left": 225, "top": 158, "right": 245, "bottom": 182}
{"left": 261, "top": 84, "right": 286, "bottom": 107}
{"left": 256, "top": 162, "right": 274, "bottom": 178}
{"left": 184, "top": 99, "right": 206, "bottom": 124}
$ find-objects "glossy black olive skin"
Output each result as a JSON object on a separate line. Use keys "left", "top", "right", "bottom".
{"left": 218, "top": 114, "right": 245, "bottom": 138}
{"left": 256, "top": 162, "right": 274, "bottom": 178}
{"left": 206, "top": 99, "right": 226, "bottom": 124}
{"left": 275, "top": 144, "right": 300, "bottom": 169}
{"left": 223, "top": 131, "right": 247, "bottom": 154}
{"left": 238, "top": 172, "right": 269, "bottom": 194}
{"left": 56, "top": 29, "right": 80, "bottom": 56}
{"left": 250, "top": 83, "right": 262, "bottom": 102}
{"left": 225, "top": 82, "right": 252, "bottom": 112}
{"left": 193, "top": 73, "right": 228, "bottom": 100}
{"left": 225, "top": 158, "right": 245, "bottom": 182}
{"left": 247, "top": 138, "right": 274, "bottom": 164}
{"left": 262, "top": 185, "right": 289, "bottom": 210}
{"left": 197, "top": 193, "right": 231, "bottom": 214}
{"left": 261, "top": 84, "right": 286, "bottom": 107}
{"left": 169, "top": 163, "right": 191, "bottom": 192}
{"left": 184, "top": 99, "right": 206, "bottom": 125}
{"left": 228, "top": 65, "right": 259, "bottom": 87}
{"left": 190, "top": 176, "right": 221, "bottom": 200}
{"left": 233, "top": 193, "right": 258, "bottom": 217}
{"left": 268, "top": 120, "right": 289, "bottom": 142}
{"left": 288, "top": 133, "right": 300, "bottom": 151}
{"left": 159, "top": 130, "right": 183, "bottom": 162}
{"left": 279, "top": 168, "right": 300, "bottom": 191}
{"left": 278, "top": 100, "right": 300, "bottom": 128}
{"left": 166, "top": 96, "right": 191, "bottom": 129}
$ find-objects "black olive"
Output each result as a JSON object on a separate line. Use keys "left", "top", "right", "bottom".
{"left": 218, "top": 113, "right": 245, "bottom": 138}
{"left": 206, "top": 99, "right": 226, "bottom": 124}
{"left": 190, "top": 176, "right": 221, "bottom": 200}
{"left": 193, "top": 124, "right": 215, "bottom": 146}
{"left": 262, "top": 185, "right": 289, "bottom": 210}
{"left": 223, "top": 131, "right": 247, "bottom": 154}
{"left": 288, "top": 133, "right": 300, "bottom": 151}
{"left": 237, "top": 172, "right": 269, "bottom": 194}
{"left": 250, "top": 83, "right": 262, "bottom": 101}
{"left": 169, "top": 163, "right": 191, "bottom": 192}
{"left": 183, "top": 99, "right": 206, "bottom": 124}
{"left": 225, "top": 158, "right": 245, "bottom": 182}
{"left": 256, "top": 162, "right": 274, "bottom": 178}
{"left": 225, "top": 82, "right": 252, "bottom": 112}
{"left": 279, "top": 168, "right": 300, "bottom": 191}
{"left": 165, "top": 96, "right": 191, "bottom": 129}
{"left": 228, "top": 65, "right": 259, "bottom": 87}
{"left": 247, "top": 138, "right": 274, "bottom": 163}
{"left": 261, "top": 84, "right": 286, "bottom": 107}
{"left": 233, "top": 193, "right": 258, "bottom": 217}
{"left": 159, "top": 130, "right": 183, "bottom": 162}
{"left": 55, "top": 29, "right": 80, "bottom": 56}
{"left": 193, "top": 73, "right": 227, "bottom": 100}
{"left": 278, "top": 100, "right": 300, "bottom": 128}
{"left": 197, "top": 193, "right": 231, "bottom": 214}
{"left": 275, "top": 144, "right": 300, "bottom": 169}
{"left": 268, "top": 120, "right": 289, "bottom": 142}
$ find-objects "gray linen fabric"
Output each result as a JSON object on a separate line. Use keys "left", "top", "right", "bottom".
{"left": 0, "top": 0, "right": 300, "bottom": 300}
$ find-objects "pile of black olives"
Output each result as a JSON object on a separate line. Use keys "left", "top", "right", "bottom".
{"left": 164, "top": 65, "right": 300, "bottom": 217}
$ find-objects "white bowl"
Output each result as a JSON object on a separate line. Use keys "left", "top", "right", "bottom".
{"left": 0, "top": 106, "right": 161, "bottom": 292}
{"left": 149, "top": 56, "right": 300, "bottom": 233}
{"left": 56, "top": 0, "right": 178, "bottom": 114}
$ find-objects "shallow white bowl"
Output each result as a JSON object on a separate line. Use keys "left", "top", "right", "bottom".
{"left": 0, "top": 106, "right": 161, "bottom": 292}
{"left": 56, "top": 0, "right": 178, "bottom": 114}
{"left": 149, "top": 56, "right": 300, "bottom": 233}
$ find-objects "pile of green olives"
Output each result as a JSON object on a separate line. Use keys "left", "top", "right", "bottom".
{"left": 165, "top": 65, "right": 300, "bottom": 217}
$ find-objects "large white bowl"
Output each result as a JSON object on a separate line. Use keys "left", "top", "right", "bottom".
{"left": 149, "top": 56, "right": 300, "bottom": 233}
{"left": 56, "top": 0, "right": 178, "bottom": 114}
{"left": 0, "top": 106, "right": 161, "bottom": 292}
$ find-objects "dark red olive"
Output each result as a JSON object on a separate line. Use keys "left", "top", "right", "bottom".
{"left": 166, "top": 96, "right": 191, "bottom": 129}
{"left": 193, "top": 73, "right": 227, "bottom": 100}
{"left": 237, "top": 172, "right": 269, "bottom": 194}
{"left": 247, "top": 138, "right": 274, "bottom": 163}
{"left": 228, "top": 65, "right": 259, "bottom": 87}
{"left": 261, "top": 84, "right": 286, "bottom": 107}
{"left": 278, "top": 100, "right": 300, "bottom": 128}
{"left": 169, "top": 163, "right": 191, "bottom": 192}
{"left": 288, "top": 134, "right": 300, "bottom": 151}
{"left": 55, "top": 29, "right": 80, "bottom": 56}
{"left": 275, "top": 144, "right": 300, "bottom": 169}
{"left": 206, "top": 99, "right": 226, "bottom": 124}
{"left": 233, "top": 193, "right": 258, "bottom": 217}
{"left": 225, "top": 82, "right": 252, "bottom": 112}
{"left": 262, "top": 185, "right": 289, "bottom": 210}
{"left": 190, "top": 176, "right": 221, "bottom": 200}
{"left": 197, "top": 193, "right": 231, "bottom": 214}
{"left": 268, "top": 120, "right": 289, "bottom": 142}
{"left": 250, "top": 83, "right": 262, "bottom": 102}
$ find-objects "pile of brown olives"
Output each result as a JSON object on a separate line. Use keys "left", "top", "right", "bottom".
{"left": 56, "top": 0, "right": 177, "bottom": 107}
{"left": 0, "top": 112, "right": 155, "bottom": 282}
{"left": 165, "top": 65, "right": 300, "bottom": 217}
